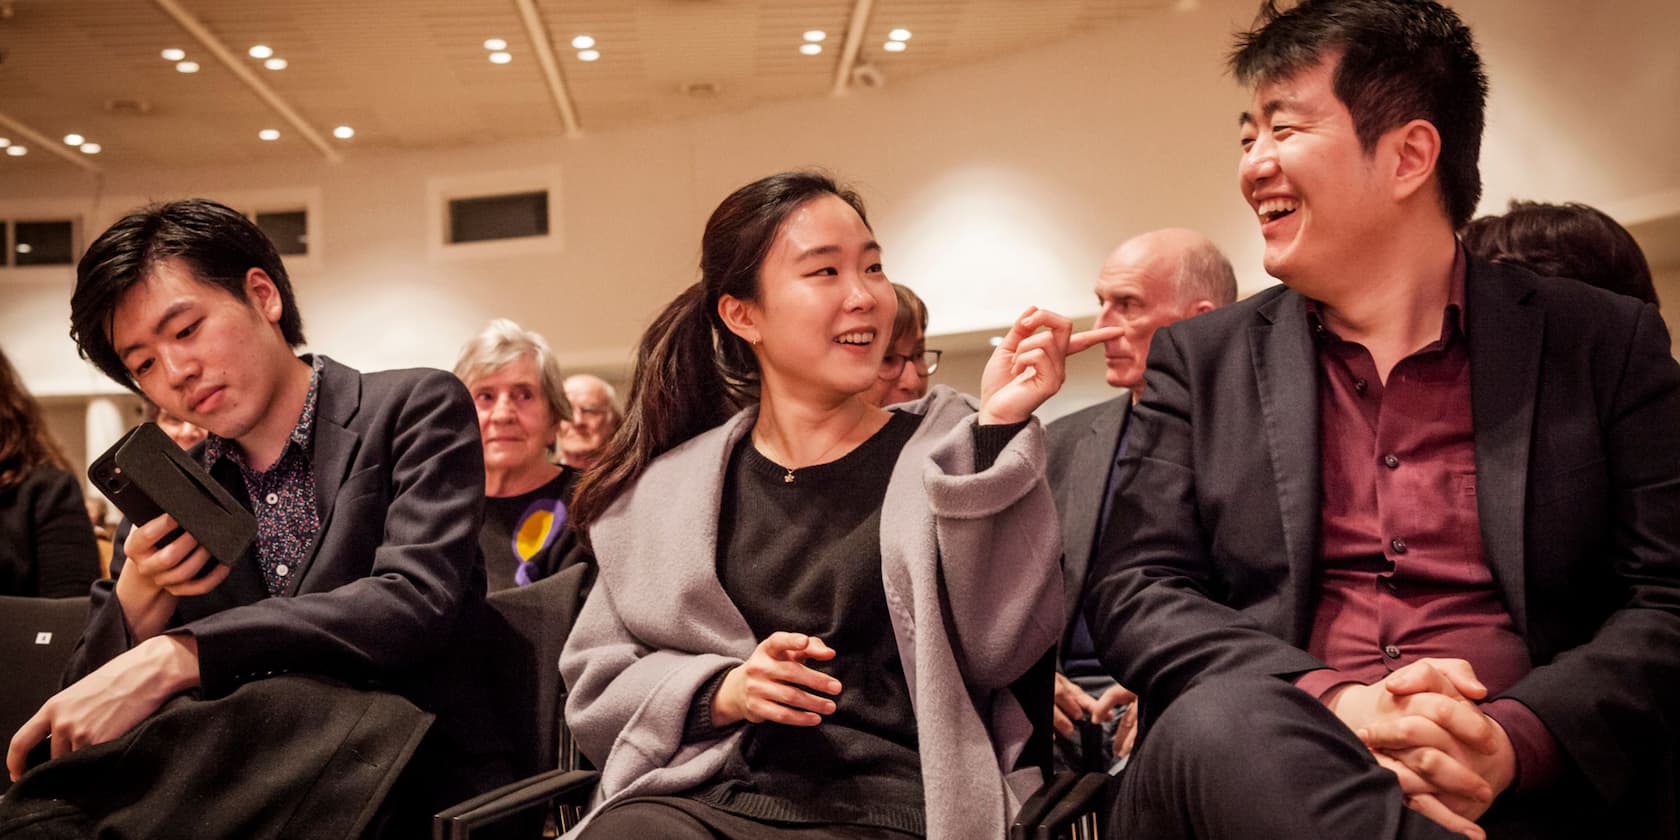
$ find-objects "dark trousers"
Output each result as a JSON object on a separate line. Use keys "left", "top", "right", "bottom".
{"left": 1110, "top": 675, "right": 1464, "bottom": 839}
{"left": 579, "top": 797, "right": 919, "bottom": 840}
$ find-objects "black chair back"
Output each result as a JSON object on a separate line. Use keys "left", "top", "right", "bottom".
{"left": 0, "top": 595, "right": 90, "bottom": 792}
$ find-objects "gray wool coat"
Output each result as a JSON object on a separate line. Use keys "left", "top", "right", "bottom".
{"left": 559, "top": 385, "right": 1063, "bottom": 839}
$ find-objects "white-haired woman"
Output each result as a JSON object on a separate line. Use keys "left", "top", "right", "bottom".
{"left": 453, "top": 319, "right": 586, "bottom": 591}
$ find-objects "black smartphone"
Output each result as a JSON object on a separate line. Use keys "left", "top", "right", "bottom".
{"left": 88, "top": 423, "right": 256, "bottom": 568}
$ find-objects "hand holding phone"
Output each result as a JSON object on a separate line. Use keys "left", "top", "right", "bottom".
{"left": 90, "top": 423, "right": 256, "bottom": 573}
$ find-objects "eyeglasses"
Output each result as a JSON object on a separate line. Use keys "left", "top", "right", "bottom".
{"left": 879, "top": 349, "right": 942, "bottom": 380}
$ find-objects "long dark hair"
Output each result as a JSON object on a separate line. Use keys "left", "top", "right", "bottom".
{"left": 570, "top": 171, "right": 869, "bottom": 538}
{"left": 0, "top": 348, "right": 71, "bottom": 491}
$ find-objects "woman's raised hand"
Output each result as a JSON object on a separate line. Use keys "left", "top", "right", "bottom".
{"left": 713, "top": 632, "right": 842, "bottom": 728}
{"left": 979, "top": 307, "right": 1122, "bottom": 425}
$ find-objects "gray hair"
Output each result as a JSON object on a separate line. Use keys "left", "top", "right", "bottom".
{"left": 1173, "top": 239, "right": 1238, "bottom": 307}
{"left": 453, "top": 319, "right": 572, "bottom": 433}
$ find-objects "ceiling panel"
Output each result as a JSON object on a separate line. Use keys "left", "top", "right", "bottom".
{"left": 0, "top": 0, "right": 1172, "bottom": 175}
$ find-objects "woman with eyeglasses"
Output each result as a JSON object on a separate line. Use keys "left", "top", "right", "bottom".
{"left": 863, "top": 283, "right": 941, "bottom": 407}
{"left": 560, "top": 171, "right": 1116, "bottom": 839}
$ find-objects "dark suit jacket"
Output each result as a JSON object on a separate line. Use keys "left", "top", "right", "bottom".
{"left": 1085, "top": 257, "right": 1680, "bottom": 834}
{"left": 1045, "top": 393, "right": 1131, "bottom": 643}
{"left": 68, "top": 355, "right": 489, "bottom": 717}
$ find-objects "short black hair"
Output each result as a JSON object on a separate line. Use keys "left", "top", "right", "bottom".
{"left": 1462, "top": 200, "right": 1659, "bottom": 306}
{"left": 70, "top": 198, "right": 305, "bottom": 391}
{"left": 1230, "top": 0, "right": 1488, "bottom": 228}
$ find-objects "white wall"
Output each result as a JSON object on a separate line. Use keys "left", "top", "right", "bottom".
{"left": 2, "top": 0, "right": 1676, "bottom": 423}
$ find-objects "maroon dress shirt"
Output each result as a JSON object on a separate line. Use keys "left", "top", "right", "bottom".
{"left": 1295, "top": 249, "right": 1560, "bottom": 790}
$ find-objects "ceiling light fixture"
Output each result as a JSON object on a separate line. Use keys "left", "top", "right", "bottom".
{"left": 264, "top": 57, "right": 288, "bottom": 70}
{"left": 176, "top": 60, "right": 199, "bottom": 73}
{"left": 489, "top": 51, "right": 512, "bottom": 64}
{"left": 63, "top": 133, "right": 85, "bottom": 146}
{"left": 16, "top": 243, "right": 32, "bottom": 254}
{"left": 799, "top": 43, "right": 823, "bottom": 56}
{"left": 258, "top": 129, "right": 280, "bottom": 141}
{"left": 484, "top": 38, "right": 507, "bottom": 51}
{"left": 803, "top": 30, "right": 826, "bottom": 42}
{"left": 80, "top": 143, "right": 102, "bottom": 154}
{"left": 571, "top": 35, "right": 595, "bottom": 50}
{"left": 248, "top": 45, "right": 273, "bottom": 59}
{"left": 882, "top": 40, "right": 906, "bottom": 53}
{"left": 161, "top": 48, "right": 186, "bottom": 61}
{"left": 0, "top": 138, "right": 9, "bottom": 147}
{"left": 5, "top": 146, "right": 26, "bottom": 157}
{"left": 577, "top": 49, "right": 600, "bottom": 62}
{"left": 333, "top": 125, "right": 354, "bottom": 139}
{"left": 888, "top": 28, "right": 912, "bottom": 41}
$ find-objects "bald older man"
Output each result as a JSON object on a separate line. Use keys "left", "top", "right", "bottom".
{"left": 1046, "top": 228, "right": 1237, "bottom": 770}
{"left": 558, "top": 374, "right": 623, "bottom": 471}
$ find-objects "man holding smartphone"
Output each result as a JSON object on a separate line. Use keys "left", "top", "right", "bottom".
{"left": 5, "top": 198, "right": 499, "bottom": 833}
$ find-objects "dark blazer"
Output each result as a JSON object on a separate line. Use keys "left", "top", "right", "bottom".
{"left": 1085, "top": 257, "right": 1680, "bottom": 834}
{"left": 0, "top": 465, "right": 100, "bottom": 598}
{"left": 68, "top": 355, "right": 489, "bottom": 709}
{"left": 1045, "top": 393, "right": 1131, "bottom": 640}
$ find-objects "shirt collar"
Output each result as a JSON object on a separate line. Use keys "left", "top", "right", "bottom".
{"left": 203, "top": 355, "right": 326, "bottom": 471}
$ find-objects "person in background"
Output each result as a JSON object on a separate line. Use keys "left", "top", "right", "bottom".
{"left": 1045, "top": 228, "right": 1236, "bottom": 771}
{"left": 454, "top": 319, "right": 587, "bottom": 591}
{"left": 143, "top": 400, "right": 208, "bottom": 451}
{"left": 862, "top": 283, "right": 940, "bottom": 407}
{"left": 560, "top": 170, "right": 1116, "bottom": 839}
{"left": 558, "top": 374, "right": 623, "bottom": 471}
{"left": 1461, "top": 199, "right": 1661, "bottom": 306}
{"left": 0, "top": 347, "right": 101, "bottom": 598}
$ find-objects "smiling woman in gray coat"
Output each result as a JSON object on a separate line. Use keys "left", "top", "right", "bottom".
{"left": 559, "top": 171, "right": 1115, "bottom": 840}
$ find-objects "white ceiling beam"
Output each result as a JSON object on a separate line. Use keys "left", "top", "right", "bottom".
{"left": 513, "top": 0, "right": 582, "bottom": 138}
{"left": 0, "top": 109, "right": 103, "bottom": 174}
{"left": 831, "top": 0, "right": 876, "bottom": 96}
{"left": 151, "top": 0, "right": 342, "bottom": 163}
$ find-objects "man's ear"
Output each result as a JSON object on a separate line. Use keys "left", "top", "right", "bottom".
{"left": 243, "top": 268, "right": 285, "bottom": 326}
{"left": 717, "top": 294, "right": 761, "bottom": 345}
{"left": 1185, "top": 299, "right": 1217, "bottom": 317}
{"left": 1389, "top": 118, "right": 1441, "bottom": 204}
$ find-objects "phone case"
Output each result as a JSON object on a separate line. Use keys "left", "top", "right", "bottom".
{"left": 88, "top": 423, "right": 257, "bottom": 567}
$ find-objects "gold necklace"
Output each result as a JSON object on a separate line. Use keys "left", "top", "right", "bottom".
{"left": 756, "top": 409, "right": 876, "bottom": 485}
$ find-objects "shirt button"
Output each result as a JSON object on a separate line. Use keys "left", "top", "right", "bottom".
{"left": 1354, "top": 379, "right": 1368, "bottom": 395}
{"left": 265, "top": 492, "right": 279, "bottom": 505}
{"left": 1382, "top": 453, "right": 1400, "bottom": 469}
{"left": 1383, "top": 644, "right": 1401, "bottom": 660}
{"left": 1390, "top": 537, "right": 1408, "bottom": 555}
{"left": 276, "top": 563, "right": 290, "bottom": 577}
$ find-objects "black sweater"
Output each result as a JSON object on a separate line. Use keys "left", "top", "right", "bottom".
{"left": 0, "top": 464, "right": 101, "bottom": 597}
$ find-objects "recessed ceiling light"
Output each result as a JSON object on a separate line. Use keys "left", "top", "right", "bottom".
{"left": 80, "top": 143, "right": 102, "bottom": 154}
{"left": 333, "top": 125, "right": 355, "bottom": 139}
{"left": 17, "top": 244, "right": 33, "bottom": 254}
{"left": 799, "top": 43, "right": 823, "bottom": 56}
{"left": 264, "top": 57, "right": 288, "bottom": 70}
{"left": 176, "top": 60, "right": 200, "bottom": 73}
{"left": 803, "top": 30, "right": 826, "bottom": 42}
{"left": 63, "top": 134, "right": 85, "bottom": 146}
{"left": 571, "top": 35, "right": 595, "bottom": 49}
{"left": 0, "top": 138, "right": 9, "bottom": 148}
{"left": 489, "top": 51, "right": 512, "bottom": 64}
{"left": 888, "top": 28, "right": 912, "bottom": 41}
{"left": 5, "top": 146, "right": 26, "bottom": 157}
{"left": 161, "top": 48, "right": 186, "bottom": 61}
{"left": 577, "top": 49, "right": 600, "bottom": 62}
{"left": 258, "top": 129, "right": 280, "bottom": 141}
{"left": 484, "top": 38, "right": 507, "bottom": 51}
{"left": 882, "top": 40, "right": 907, "bottom": 53}
{"left": 248, "top": 45, "right": 273, "bottom": 59}
{"left": 989, "top": 335, "right": 1004, "bottom": 347}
